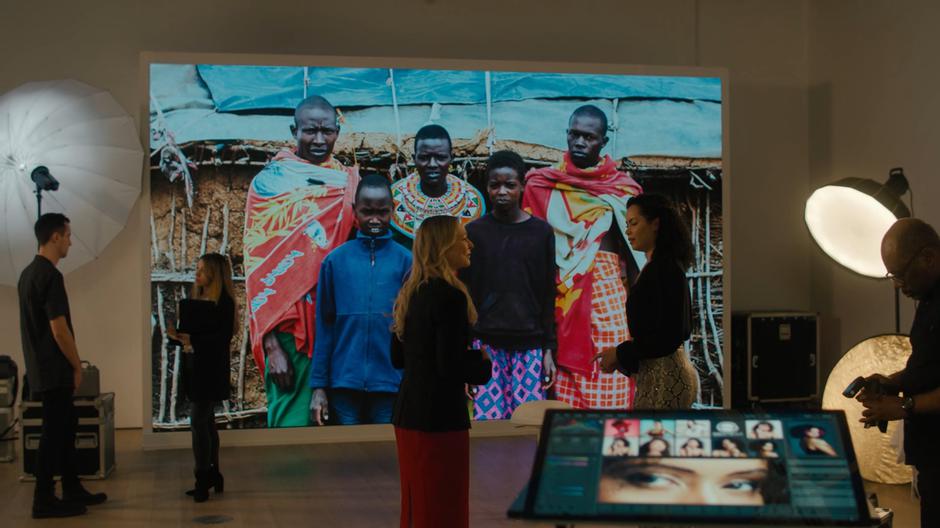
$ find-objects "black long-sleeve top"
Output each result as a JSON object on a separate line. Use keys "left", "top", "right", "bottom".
{"left": 182, "top": 292, "right": 234, "bottom": 402}
{"left": 460, "top": 215, "right": 557, "bottom": 351}
{"left": 615, "top": 255, "right": 691, "bottom": 375}
{"left": 898, "top": 279, "right": 940, "bottom": 469}
{"left": 391, "top": 278, "right": 493, "bottom": 432}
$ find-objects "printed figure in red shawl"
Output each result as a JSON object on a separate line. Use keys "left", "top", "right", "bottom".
{"left": 522, "top": 105, "right": 642, "bottom": 410}
{"left": 244, "top": 96, "right": 358, "bottom": 427}
{"left": 390, "top": 124, "right": 484, "bottom": 249}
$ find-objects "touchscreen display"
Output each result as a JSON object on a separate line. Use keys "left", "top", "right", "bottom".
{"left": 523, "top": 410, "right": 871, "bottom": 526}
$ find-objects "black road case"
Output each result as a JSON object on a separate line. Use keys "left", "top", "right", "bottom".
{"left": 0, "top": 406, "right": 14, "bottom": 462}
{"left": 732, "top": 312, "right": 819, "bottom": 408}
{"left": 20, "top": 392, "right": 114, "bottom": 480}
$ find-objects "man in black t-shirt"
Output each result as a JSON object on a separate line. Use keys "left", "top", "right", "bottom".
{"left": 858, "top": 218, "right": 940, "bottom": 528}
{"left": 18, "top": 213, "right": 107, "bottom": 518}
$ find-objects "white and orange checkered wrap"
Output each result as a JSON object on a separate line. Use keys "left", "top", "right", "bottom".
{"left": 554, "top": 251, "right": 634, "bottom": 409}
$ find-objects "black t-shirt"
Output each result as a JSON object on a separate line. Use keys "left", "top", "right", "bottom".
{"left": 460, "top": 214, "right": 557, "bottom": 351}
{"left": 18, "top": 255, "right": 74, "bottom": 393}
{"left": 900, "top": 279, "right": 940, "bottom": 469}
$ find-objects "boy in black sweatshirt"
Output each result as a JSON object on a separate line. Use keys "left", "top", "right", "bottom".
{"left": 461, "top": 151, "right": 558, "bottom": 420}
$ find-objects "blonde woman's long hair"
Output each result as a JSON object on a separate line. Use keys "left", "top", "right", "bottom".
{"left": 192, "top": 253, "right": 239, "bottom": 330}
{"left": 392, "top": 215, "right": 477, "bottom": 339}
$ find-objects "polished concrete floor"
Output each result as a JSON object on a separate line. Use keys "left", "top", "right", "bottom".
{"left": 0, "top": 429, "right": 920, "bottom": 527}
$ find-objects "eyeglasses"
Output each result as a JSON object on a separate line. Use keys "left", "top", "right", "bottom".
{"left": 885, "top": 246, "right": 927, "bottom": 282}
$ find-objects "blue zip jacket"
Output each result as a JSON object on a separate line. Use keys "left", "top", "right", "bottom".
{"left": 309, "top": 231, "right": 411, "bottom": 392}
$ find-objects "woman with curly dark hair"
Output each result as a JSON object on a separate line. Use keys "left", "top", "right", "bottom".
{"left": 595, "top": 193, "right": 698, "bottom": 408}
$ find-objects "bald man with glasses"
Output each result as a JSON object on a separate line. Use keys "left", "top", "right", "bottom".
{"left": 857, "top": 218, "right": 940, "bottom": 528}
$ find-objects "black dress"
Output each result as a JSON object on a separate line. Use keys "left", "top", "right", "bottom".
{"left": 182, "top": 292, "right": 234, "bottom": 402}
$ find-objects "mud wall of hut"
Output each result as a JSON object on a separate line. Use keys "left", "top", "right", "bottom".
{"left": 150, "top": 142, "right": 724, "bottom": 429}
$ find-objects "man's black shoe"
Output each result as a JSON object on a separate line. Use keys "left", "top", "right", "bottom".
{"left": 32, "top": 496, "right": 87, "bottom": 518}
{"left": 63, "top": 484, "right": 108, "bottom": 506}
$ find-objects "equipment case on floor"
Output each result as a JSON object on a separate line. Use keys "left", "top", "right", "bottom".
{"left": 20, "top": 392, "right": 114, "bottom": 480}
{"left": 0, "top": 406, "right": 14, "bottom": 462}
{"left": 732, "top": 312, "right": 819, "bottom": 408}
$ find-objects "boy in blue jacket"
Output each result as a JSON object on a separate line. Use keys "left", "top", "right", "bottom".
{"left": 309, "top": 174, "right": 411, "bottom": 425}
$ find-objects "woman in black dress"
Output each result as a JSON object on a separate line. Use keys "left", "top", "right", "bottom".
{"left": 390, "top": 215, "right": 493, "bottom": 528}
{"left": 595, "top": 193, "right": 699, "bottom": 408}
{"left": 168, "top": 253, "right": 235, "bottom": 502}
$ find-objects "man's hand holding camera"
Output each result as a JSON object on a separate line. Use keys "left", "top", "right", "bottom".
{"left": 851, "top": 374, "right": 907, "bottom": 429}
{"left": 858, "top": 393, "right": 907, "bottom": 424}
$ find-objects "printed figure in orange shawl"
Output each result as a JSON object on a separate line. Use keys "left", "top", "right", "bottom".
{"left": 522, "top": 105, "right": 642, "bottom": 409}
{"left": 244, "top": 95, "right": 359, "bottom": 427}
{"left": 390, "top": 124, "right": 485, "bottom": 248}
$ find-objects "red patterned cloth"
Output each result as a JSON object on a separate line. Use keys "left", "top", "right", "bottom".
{"left": 554, "top": 251, "right": 634, "bottom": 409}
{"left": 243, "top": 151, "right": 358, "bottom": 372}
{"left": 523, "top": 153, "right": 641, "bottom": 375}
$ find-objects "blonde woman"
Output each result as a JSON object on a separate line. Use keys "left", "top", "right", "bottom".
{"left": 167, "top": 253, "right": 236, "bottom": 502}
{"left": 390, "top": 215, "right": 493, "bottom": 528}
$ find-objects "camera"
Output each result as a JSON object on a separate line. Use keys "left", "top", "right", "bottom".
{"left": 842, "top": 376, "right": 888, "bottom": 433}
{"left": 842, "top": 376, "right": 869, "bottom": 398}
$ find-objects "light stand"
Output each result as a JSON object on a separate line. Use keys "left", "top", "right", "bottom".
{"left": 30, "top": 165, "right": 59, "bottom": 219}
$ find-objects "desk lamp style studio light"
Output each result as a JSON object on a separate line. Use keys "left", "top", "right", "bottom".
{"left": 805, "top": 168, "right": 911, "bottom": 331}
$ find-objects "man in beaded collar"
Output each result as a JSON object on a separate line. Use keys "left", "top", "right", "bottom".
{"left": 390, "top": 124, "right": 484, "bottom": 248}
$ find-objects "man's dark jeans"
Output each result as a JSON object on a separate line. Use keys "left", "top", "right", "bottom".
{"left": 35, "top": 387, "right": 79, "bottom": 498}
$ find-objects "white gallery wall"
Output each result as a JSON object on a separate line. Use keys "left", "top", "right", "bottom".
{"left": 1, "top": 0, "right": 866, "bottom": 429}
{"left": 808, "top": 0, "right": 940, "bottom": 379}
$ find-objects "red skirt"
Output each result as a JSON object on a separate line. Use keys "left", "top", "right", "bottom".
{"left": 394, "top": 427, "right": 469, "bottom": 528}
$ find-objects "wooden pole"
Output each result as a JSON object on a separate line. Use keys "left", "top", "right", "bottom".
{"left": 167, "top": 194, "right": 177, "bottom": 272}
{"left": 156, "top": 286, "right": 169, "bottom": 424}
{"left": 200, "top": 206, "right": 211, "bottom": 257}
{"left": 221, "top": 202, "right": 230, "bottom": 256}
{"left": 703, "top": 192, "right": 724, "bottom": 391}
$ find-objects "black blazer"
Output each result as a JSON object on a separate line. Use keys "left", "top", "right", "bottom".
{"left": 615, "top": 255, "right": 692, "bottom": 375}
{"left": 181, "top": 292, "right": 234, "bottom": 403}
{"left": 391, "top": 278, "right": 492, "bottom": 432}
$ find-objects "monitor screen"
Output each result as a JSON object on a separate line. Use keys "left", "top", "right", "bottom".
{"left": 147, "top": 59, "right": 725, "bottom": 432}
{"left": 517, "top": 409, "right": 872, "bottom": 526}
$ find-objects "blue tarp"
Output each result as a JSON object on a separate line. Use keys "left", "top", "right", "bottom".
{"left": 193, "top": 65, "right": 721, "bottom": 112}
{"left": 150, "top": 64, "right": 723, "bottom": 159}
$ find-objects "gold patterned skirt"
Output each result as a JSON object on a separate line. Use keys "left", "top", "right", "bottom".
{"left": 632, "top": 346, "right": 699, "bottom": 409}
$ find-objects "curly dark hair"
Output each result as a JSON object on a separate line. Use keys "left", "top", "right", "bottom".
{"left": 627, "top": 193, "right": 693, "bottom": 269}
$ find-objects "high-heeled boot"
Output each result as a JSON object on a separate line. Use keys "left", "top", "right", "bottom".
{"left": 209, "top": 465, "right": 224, "bottom": 493}
{"left": 190, "top": 469, "right": 211, "bottom": 503}
{"left": 187, "top": 465, "right": 224, "bottom": 495}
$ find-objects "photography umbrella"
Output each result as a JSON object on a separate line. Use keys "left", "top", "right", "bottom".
{"left": 0, "top": 79, "right": 143, "bottom": 285}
